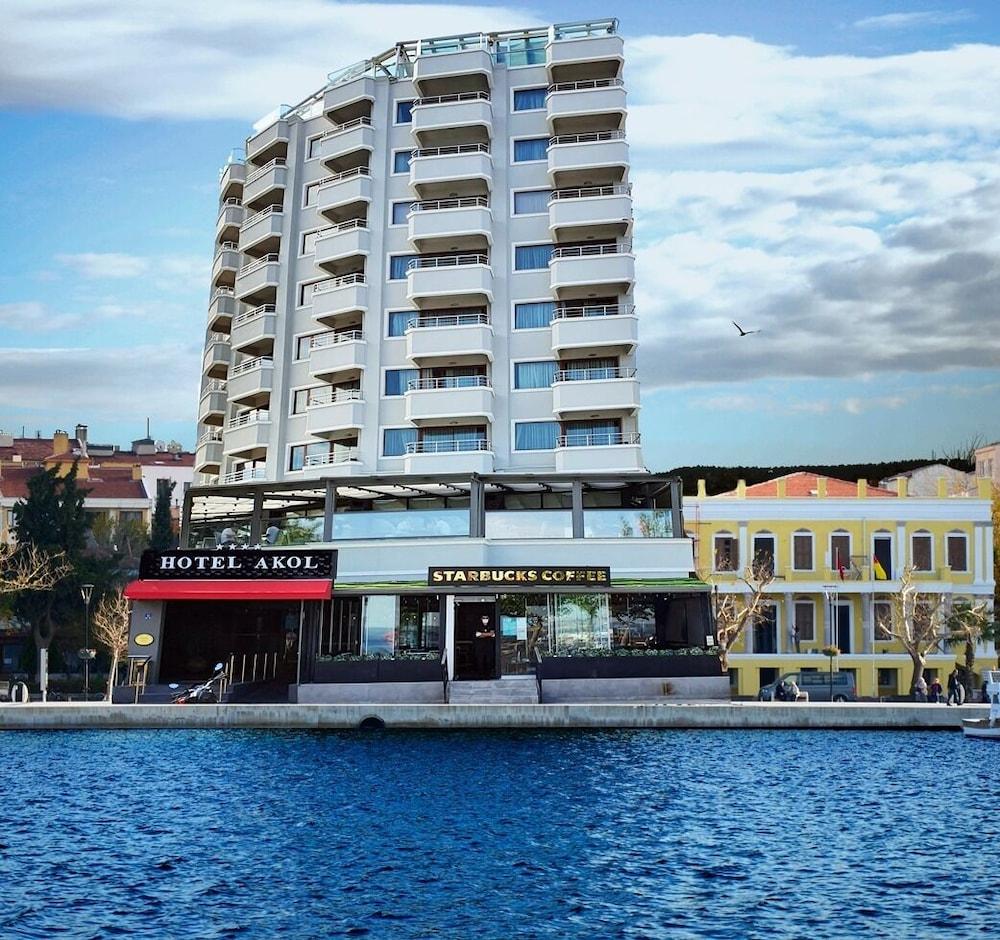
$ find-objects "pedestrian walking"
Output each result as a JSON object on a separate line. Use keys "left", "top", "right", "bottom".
{"left": 914, "top": 673, "right": 928, "bottom": 703}
{"left": 983, "top": 676, "right": 991, "bottom": 704}
{"left": 946, "top": 669, "right": 960, "bottom": 706}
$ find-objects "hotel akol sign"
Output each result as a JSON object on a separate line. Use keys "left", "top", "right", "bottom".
{"left": 139, "top": 549, "right": 337, "bottom": 581}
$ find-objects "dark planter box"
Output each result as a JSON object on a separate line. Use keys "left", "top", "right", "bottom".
{"left": 312, "top": 659, "right": 442, "bottom": 684}
{"left": 539, "top": 653, "right": 723, "bottom": 680}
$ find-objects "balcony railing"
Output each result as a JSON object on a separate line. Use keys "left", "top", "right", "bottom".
{"left": 238, "top": 253, "right": 280, "bottom": 277}
{"left": 548, "top": 131, "right": 626, "bottom": 147}
{"left": 320, "top": 116, "right": 373, "bottom": 138}
{"left": 304, "top": 448, "right": 360, "bottom": 468}
{"left": 198, "top": 429, "right": 224, "bottom": 445}
{"left": 405, "top": 438, "right": 490, "bottom": 454}
{"left": 232, "top": 304, "right": 276, "bottom": 327}
{"left": 547, "top": 78, "right": 625, "bottom": 95}
{"left": 558, "top": 430, "right": 640, "bottom": 448}
{"left": 551, "top": 241, "right": 631, "bottom": 259}
{"left": 241, "top": 204, "right": 283, "bottom": 229}
{"left": 550, "top": 184, "right": 631, "bottom": 200}
{"left": 244, "top": 157, "right": 286, "bottom": 186}
{"left": 408, "top": 375, "right": 490, "bottom": 391}
{"left": 411, "top": 143, "right": 490, "bottom": 159}
{"left": 413, "top": 91, "right": 491, "bottom": 107}
{"left": 227, "top": 409, "right": 270, "bottom": 429}
{"left": 216, "top": 241, "right": 239, "bottom": 254}
{"left": 314, "top": 218, "right": 368, "bottom": 237}
{"left": 310, "top": 329, "right": 364, "bottom": 349}
{"left": 223, "top": 467, "right": 266, "bottom": 484}
{"left": 219, "top": 197, "right": 243, "bottom": 213}
{"left": 307, "top": 387, "right": 363, "bottom": 407}
{"left": 555, "top": 366, "right": 635, "bottom": 382}
{"left": 201, "top": 379, "right": 228, "bottom": 395}
{"left": 317, "top": 165, "right": 371, "bottom": 186}
{"left": 554, "top": 303, "right": 634, "bottom": 319}
{"left": 230, "top": 356, "right": 274, "bottom": 377}
{"left": 312, "top": 273, "right": 366, "bottom": 295}
{"left": 406, "top": 312, "right": 490, "bottom": 329}
{"left": 407, "top": 253, "right": 489, "bottom": 271}
{"left": 206, "top": 332, "right": 229, "bottom": 345}
{"left": 409, "top": 196, "right": 489, "bottom": 212}
{"left": 212, "top": 287, "right": 235, "bottom": 300}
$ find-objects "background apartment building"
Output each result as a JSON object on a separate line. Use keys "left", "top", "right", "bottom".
{"left": 196, "top": 20, "right": 641, "bottom": 485}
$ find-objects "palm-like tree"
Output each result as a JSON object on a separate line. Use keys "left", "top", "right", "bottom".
{"left": 946, "top": 600, "right": 996, "bottom": 698}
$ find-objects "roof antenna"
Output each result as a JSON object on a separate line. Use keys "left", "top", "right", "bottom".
{"left": 146, "top": 417, "right": 151, "bottom": 437}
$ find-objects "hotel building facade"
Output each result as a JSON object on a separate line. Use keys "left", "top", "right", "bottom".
{"left": 127, "top": 21, "right": 723, "bottom": 705}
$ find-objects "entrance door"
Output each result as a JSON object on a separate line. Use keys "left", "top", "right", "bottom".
{"left": 873, "top": 534, "right": 893, "bottom": 580}
{"left": 454, "top": 601, "right": 498, "bottom": 680}
{"left": 835, "top": 603, "right": 852, "bottom": 653}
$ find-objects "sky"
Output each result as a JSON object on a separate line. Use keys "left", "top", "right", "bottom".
{"left": 1, "top": 0, "right": 999, "bottom": 468}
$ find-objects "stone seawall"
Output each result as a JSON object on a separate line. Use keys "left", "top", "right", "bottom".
{"left": 0, "top": 702, "right": 987, "bottom": 731}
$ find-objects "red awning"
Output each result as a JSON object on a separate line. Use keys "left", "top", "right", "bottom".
{"left": 124, "top": 579, "right": 332, "bottom": 601}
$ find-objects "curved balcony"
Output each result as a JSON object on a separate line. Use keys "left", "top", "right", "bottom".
{"left": 219, "top": 160, "right": 245, "bottom": 201}
{"left": 308, "top": 330, "right": 366, "bottom": 382}
{"left": 202, "top": 335, "right": 231, "bottom": 379}
{"left": 323, "top": 76, "right": 375, "bottom": 124}
{"left": 246, "top": 119, "right": 289, "bottom": 165}
{"left": 554, "top": 431, "right": 643, "bottom": 473}
{"left": 227, "top": 356, "right": 274, "bottom": 407}
{"left": 239, "top": 205, "right": 283, "bottom": 255}
{"left": 314, "top": 220, "right": 370, "bottom": 275}
{"left": 316, "top": 167, "right": 372, "bottom": 221}
{"left": 548, "top": 131, "right": 628, "bottom": 187}
{"left": 207, "top": 289, "right": 237, "bottom": 333}
{"left": 195, "top": 430, "right": 224, "bottom": 473}
{"left": 305, "top": 388, "right": 366, "bottom": 438}
{"left": 406, "top": 253, "right": 493, "bottom": 307}
{"left": 409, "top": 144, "right": 492, "bottom": 198}
{"left": 546, "top": 26, "right": 624, "bottom": 82}
{"left": 548, "top": 185, "right": 631, "bottom": 242}
{"left": 407, "top": 197, "right": 491, "bottom": 251}
{"left": 548, "top": 241, "right": 634, "bottom": 300}
{"left": 546, "top": 79, "right": 626, "bottom": 134}
{"left": 552, "top": 366, "right": 639, "bottom": 417}
{"left": 411, "top": 92, "right": 492, "bottom": 147}
{"left": 405, "top": 313, "right": 493, "bottom": 364}
{"left": 211, "top": 244, "right": 241, "bottom": 289}
{"left": 311, "top": 273, "right": 367, "bottom": 326}
{"left": 198, "top": 380, "right": 228, "bottom": 425}
{"left": 403, "top": 437, "right": 494, "bottom": 475}
{"left": 230, "top": 305, "right": 277, "bottom": 357}
{"left": 317, "top": 118, "right": 374, "bottom": 170}
{"left": 404, "top": 375, "right": 494, "bottom": 425}
{"left": 223, "top": 409, "right": 271, "bottom": 459}
{"left": 216, "top": 199, "right": 245, "bottom": 242}
{"left": 413, "top": 45, "right": 493, "bottom": 95}
{"left": 551, "top": 305, "right": 638, "bottom": 357}
{"left": 243, "top": 158, "right": 287, "bottom": 210}
{"left": 234, "top": 253, "right": 280, "bottom": 305}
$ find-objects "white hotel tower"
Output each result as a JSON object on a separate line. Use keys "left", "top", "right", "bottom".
{"left": 195, "top": 19, "right": 641, "bottom": 485}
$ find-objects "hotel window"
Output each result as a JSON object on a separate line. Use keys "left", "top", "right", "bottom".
{"left": 514, "top": 421, "right": 559, "bottom": 451}
{"left": 392, "top": 150, "right": 412, "bottom": 173}
{"left": 387, "top": 311, "right": 412, "bottom": 337}
{"left": 794, "top": 600, "right": 815, "bottom": 643}
{"left": 752, "top": 533, "right": 775, "bottom": 575}
{"left": 514, "top": 301, "right": 554, "bottom": 329}
{"left": 383, "top": 427, "right": 418, "bottom": 457}
{"left": 792, "top": 531, "right": 814, "bottom": 571}
{"left": 389, "top": 254, "right": 419, "bottom": 279}
{"left": 714, "top": 534, "right": 738, "bottom": 572}
{"left": 384, "top": 369, "right": 419, "bottom": 396}
{"left": 391, "top": 201, "right": 410, "bottom": 225}
{"left": 514, "top": 244, "right": 554, "bottom": 270}
{"left": 513, "top": 360, "right": 557, "bottom": 390}
{"left": 830, "top": 531, "right": 851, "bottom": 573}
{"left": 301, "top": 230, "right": 322, "bottom": 255}
{"left": 395, "top": 100, "right": 414, "bottom": 124}
{"left": 874, "top": 599, "right": 893, "bottom": 640}
{"left": 295, "top": 334, "right": 316, "bottom": 359}
{"left": 562, "top": 419, "right": 620, "bottom": 447}
{"left": 513, "top": 137, "right": 549, "bottom": 162}
{"left": 289, "top": 441, "right": 354, "bottom": 471}
{"left": 292, "top": 387, "right": 320, "bottom": 414}
{"left": 513, "top": 190, "right": 551, "bottom": 215}
{"left": 911, "top": 531, "right": 933, "bottom": 571}
{"left": 513, "top": 87, "right": 547, "bottom": 111}
{"left": 946, "top": 532, "right": 968, "bottom": 571}
{"left": 307, "top": 135, "right": 323, "bottom": 159}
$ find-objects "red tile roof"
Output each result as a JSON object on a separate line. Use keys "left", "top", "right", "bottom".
{"left": 0, "top": 466, "right": 148, "bottom": 501}
{"left": 718, "top": 472, "right": 897, "bottom": 498}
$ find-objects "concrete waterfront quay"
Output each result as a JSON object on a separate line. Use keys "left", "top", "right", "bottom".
{"left": 0, "top": 702, "right": 988, "bottom": 731}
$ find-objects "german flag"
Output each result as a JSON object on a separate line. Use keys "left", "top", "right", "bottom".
{"left": 873, "top": 555, "right": 888, "bottom": 580}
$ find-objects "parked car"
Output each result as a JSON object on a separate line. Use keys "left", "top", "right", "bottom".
{"left": 758, "top": 671, "right": 857, "bottom": 702}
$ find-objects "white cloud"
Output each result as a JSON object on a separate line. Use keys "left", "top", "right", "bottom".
{"left": 853, "top": 10, "right": 974, "bottom": 30}
{"left": 56, "top": 253, "right": 149, "bottom": 279}
{"left": 0, "top": 301, "right": 78, "bottom": 332}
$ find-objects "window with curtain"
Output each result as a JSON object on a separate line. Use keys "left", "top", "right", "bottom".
{"left": 792, "top": 532, "right": 814, "bottom": 570}
{"left": 911, "top": 532, "right": 933, "bottom": 571}
{"left": 513, "top": 87, "right": 547, "bottom": 111}
{"left": 387, "top": 311, "right": 412, "bottom": 337}
{"left": 562, "top": 419, "right": 619, "bottom": 446}
{"left": 947, "top": 533, "right": 968, "bottom": 571}
{"left": 513, "top": 361, "right": 557, "bottom": 389}
{"left": 514, "top": 244, "right": 554, "bottom": 270}
{"left": 513, "top": 137, "right": 549, "bottom": 162}
{"left": 514, "top": 421, "right": 559, "bottom": 450}
{"left": 513, "top": 190, "right": 552, "bottom": 215}
{"left": 383, "top": 427, "right": 418, "bottom": 456}
{"left": 794, "top": 601, "right": 815, "bottom": 642}
{"left": 389, "top": 254, "right": 419, "bottom": 279}
{"left": 714, "top": 534, "right": 738, "bottom": 572}
{"left": 395, "top": 100, "right": 414, "bottom": 123}
{"left": 391, "top": 201, "right": 410, "bottom": 224}
{"left": 384, "top": 369, "right": 419, "bottom": 396}
{"left": 498, "top": 37, "right": 546, "bottom": 67}
{"left": 514, "top": 301, "right": 554, "bottom": 329}
{"left": 393, "top": 150, "right": 412, "bottom": 173}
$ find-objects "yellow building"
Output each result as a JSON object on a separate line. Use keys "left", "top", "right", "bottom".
{"left": 688, "top": 472, "right": 995, "bottom": 699}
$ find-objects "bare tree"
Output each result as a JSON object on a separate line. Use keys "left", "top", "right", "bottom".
{"left": 707, "top": 558, "right": 776, "bottom": 671}
{"left": 92, "top": 589, "right": 131, "bottom": 701}
{"left": 0, "top": 543, "right": 70, "bottom": 596}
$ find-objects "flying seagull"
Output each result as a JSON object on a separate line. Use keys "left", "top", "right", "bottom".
{"left": 732, "top": 320, "right": 761, "bottom": 336}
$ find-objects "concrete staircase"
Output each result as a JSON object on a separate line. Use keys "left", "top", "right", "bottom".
{"left": 447, "top": 677, "right": 539, "bottom": 705}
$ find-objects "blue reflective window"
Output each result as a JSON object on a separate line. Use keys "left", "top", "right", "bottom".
{"left": 396, "top": 100, "right": 414, "bottom": 123}
{"left": 383, "top": 427, "right": 418, "bottom": 456}
{"left": 513, "top": 190, "right": 551, "bottom": 215}
{"left": 513, "top": 138, "right": 549, "bottom": 162}
{"left": 393, "top": 150, "right": 412, "bottom": 173}
{"left": 513, "top": 87, "right": 547, "bottom": 111}
{"left": 514, "top": 361, "right": 557, "bottom": 389}
{"left": 385, "top": 369, "right": 420, "bottom": 396}
{"left": 514, "top": 244, "right": 554, "bottom": 270}
{"left": 514, "top": 302, "right": 554, "bottom": 329}
{"left": 389, "top": 255, "right": 419, "bottom": 279}
{"left": 387, "top": 311, "right": 412, "bottom": 337}
{"left": 391, "top": 201, "right": 410, "bottom": 224}
{"left": 514, "top": 421, "right": 559, "bottom": 450}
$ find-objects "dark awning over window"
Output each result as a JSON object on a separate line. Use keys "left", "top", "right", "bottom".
{"left": 124, "top": 580, "right": 332, "bottom": 601}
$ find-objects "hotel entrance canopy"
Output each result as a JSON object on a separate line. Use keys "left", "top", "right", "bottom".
{"left": 124, "top": 580, "right": 332, "bottom": 601}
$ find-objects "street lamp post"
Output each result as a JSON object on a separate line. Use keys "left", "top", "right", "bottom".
{"left": 80, "top": 583, "right": 95, "bottom": 702}
{"left": 823, "top": 585, "right": 840, "bottom": 702}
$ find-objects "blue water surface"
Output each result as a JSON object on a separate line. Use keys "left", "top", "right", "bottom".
{"left": 0, "top": 729, "right": 997, "bottom": 939}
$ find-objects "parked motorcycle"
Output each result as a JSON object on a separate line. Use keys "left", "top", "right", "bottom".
{"left": 169, "top": 663, "right": 226, "bottom": 704}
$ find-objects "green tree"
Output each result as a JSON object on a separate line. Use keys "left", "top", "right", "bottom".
{"left": 150, "top": 479, "right": 176, "bottom": 551}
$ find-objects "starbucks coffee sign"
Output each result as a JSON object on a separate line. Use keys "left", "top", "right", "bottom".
{"left": 139, "top": 549, "right": 337, "bottom": 581}
{"left": 429, "top": 566, "right": 611, "bottom": 586}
